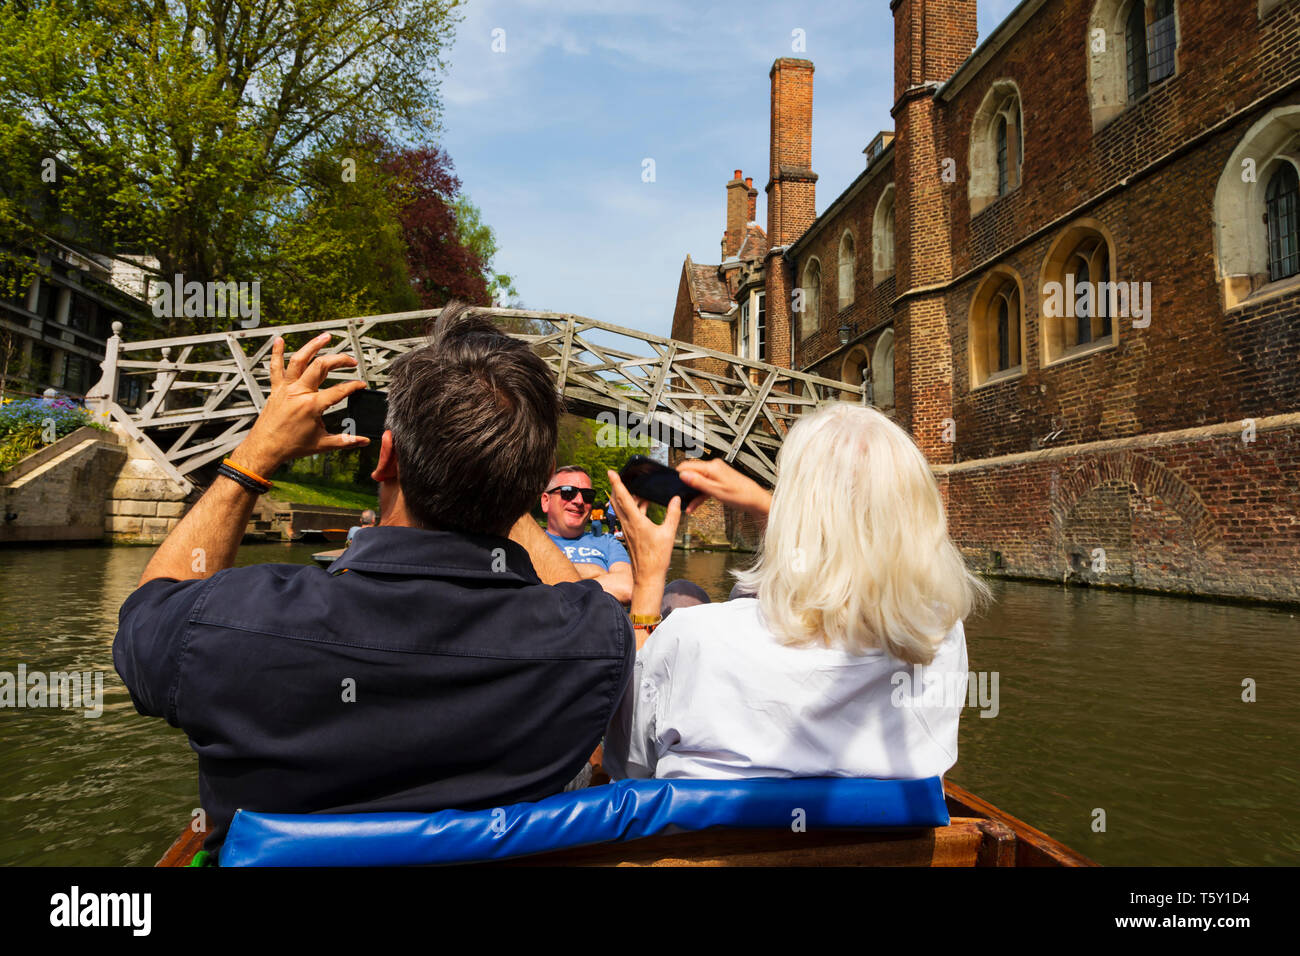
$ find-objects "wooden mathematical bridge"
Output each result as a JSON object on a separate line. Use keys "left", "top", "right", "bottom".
{"left": 87, "top": 307, "right": 862, "bottom": 493}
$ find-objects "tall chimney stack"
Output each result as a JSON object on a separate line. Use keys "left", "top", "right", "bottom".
{"left": 745, "top": 177, "right": 756, "bottom": 224}
{"left": 766, "top": 58, "right": 817, "bottom": 247}
{"left": 762, "top": 58, "right": 817, "bottom": 371}
{"left": 723, "top": 169, "right": 748, "bottom": 259}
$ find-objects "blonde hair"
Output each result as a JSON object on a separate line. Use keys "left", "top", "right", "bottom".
{"left": 733, "top": 403, "right": 988, "bottom": 665}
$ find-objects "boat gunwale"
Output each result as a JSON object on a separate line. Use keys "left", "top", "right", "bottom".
{"left": 154, "top": 779, "right": 1095, "bottom": 867}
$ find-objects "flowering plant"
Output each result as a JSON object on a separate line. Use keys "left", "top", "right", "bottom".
{"left": 0, "top": 396, "right": 110, "bottom": 471}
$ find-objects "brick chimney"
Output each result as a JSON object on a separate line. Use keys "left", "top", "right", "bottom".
{"left": 765, "top": 58, "right": 817, "bottom": 247}
{"left": 889, "top": 0, "right": 976, "bottom": 464}
{"left": 762, "top": 58, "right": 817, "bottom": 371}
{"left": 745, "top": 177, "right": 757, "bottom": 223}
{"left": 723, "top": 169, "right": 748, "bottom": 259}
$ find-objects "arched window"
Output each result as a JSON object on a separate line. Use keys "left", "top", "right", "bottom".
{"left": 801, "top": 259, "right": 821, "bottom": 337}
{"left": 1148, "top": 0, "right": 1177, "bottom": 84}
{"left": 872, "top": 329, "right": 895, "bottom": 409}
{"left": 970, "top": 81, "right": 1023, "bottom": 216}
{"left": 1126, "top": 0, "right": 1176, "bottom": 101}
{"left": 1212, "top": 106, "right": 1300, "bottom": 306}
{"left": 1266, "top": 162, "right": 1299, "bottom": 282}
{"left": 1125, "top": 0, "right": 1149, "bottom": 101}
{"left": 969, "top": 270, "right": 1025, "bottom": 388}
{"left": 872, "top": 185, "right": 895, "bottom": 285}
{"left": 1040, "top": 222, "right": 1119, "bottom": 365}
{"left": 1066, "top": 239, "right": 1113, "bottom": 346}
{"left": 1088, "top": 0, "right": 1180, "bottom": 130}
{"left": 838, "top": 232, "right": 855, "bottom": 307}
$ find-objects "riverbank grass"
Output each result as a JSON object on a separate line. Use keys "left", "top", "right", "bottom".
{"left": 268, "top": 478, "right": 378, "bottom": 511}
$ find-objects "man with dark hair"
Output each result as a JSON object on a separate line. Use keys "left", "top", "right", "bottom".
{"left": 541, "top": 465, "right": 633, "bottom": 603}
{"left": 114, "top": 303, "right": 632, "bottom": 852}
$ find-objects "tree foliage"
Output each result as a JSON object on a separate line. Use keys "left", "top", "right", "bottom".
{"left": 0, "top": 0, "right": 466, "bottom": 333}
{"left": 555, "top": 413, "right": 652, "bottom": 507}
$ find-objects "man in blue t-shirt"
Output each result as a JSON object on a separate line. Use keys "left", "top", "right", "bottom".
{"left": 542, "top": 466, "right": 633, "bottom": 604}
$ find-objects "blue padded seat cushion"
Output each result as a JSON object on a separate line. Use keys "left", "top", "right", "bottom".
{"left": 218, "top": 776, "right": 950, "bottom": 866}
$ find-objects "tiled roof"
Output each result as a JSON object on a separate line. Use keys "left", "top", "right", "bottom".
{"left": 737, "top": 224, "right": 768, "bottom": 262}
{"left": 684, "top": 256, "right": 734, "bottom": 315}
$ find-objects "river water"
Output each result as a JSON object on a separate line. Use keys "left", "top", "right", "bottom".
{"left": 1, "top": 542, "right": 1296, "bottom": 865}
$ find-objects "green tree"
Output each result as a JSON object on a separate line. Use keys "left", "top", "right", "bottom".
{"left": 555, "top": 413, "right": 652, "bottom": 507}
{"left": 262, "top": 135, "right": 420, "bottom": 326}
{"left": 0, "top": 0, "right": 462, "bottom": 335}
{"left": 452, "top": 195, "right": 518, "bottom": 306}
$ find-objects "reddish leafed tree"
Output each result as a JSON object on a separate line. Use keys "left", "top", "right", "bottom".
{"left": 381, "top": 144, "right": 491, "bottom": 307}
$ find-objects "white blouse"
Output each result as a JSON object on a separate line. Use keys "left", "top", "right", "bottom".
{"left": 603, "top": 597, "right": 968, "bottom": 781}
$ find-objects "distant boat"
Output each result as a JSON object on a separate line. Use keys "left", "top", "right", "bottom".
{"left": 297, "top": 529, "right": 350, "bottom": 544}
{"left": 312, "top": 548, "right": 346, "bottom": 567}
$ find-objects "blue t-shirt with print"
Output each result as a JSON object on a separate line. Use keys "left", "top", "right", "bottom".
{"left": 546, "top": 530, "right": 630, "bottom": 571}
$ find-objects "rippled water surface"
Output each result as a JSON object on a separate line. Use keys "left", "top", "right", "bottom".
{"left": 1, "top": 542, "right": 1296, "bottom": 865}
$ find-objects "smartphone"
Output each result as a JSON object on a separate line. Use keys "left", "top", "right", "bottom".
{"left": 618, "top": 455, "right": 703, "bottom": 509}
{"left": 323, "top": 386, "right": 387, "bottom": 440}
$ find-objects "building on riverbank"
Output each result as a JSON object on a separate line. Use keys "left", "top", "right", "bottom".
{"left": 671, "top": 0, "right": 1300, "bottom": 602}
{"left": 1, "top": 236, "right": 154, "bottom": 405}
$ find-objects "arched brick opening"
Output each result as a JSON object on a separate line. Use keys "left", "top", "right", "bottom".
{"left": 839, "top": 344, "right": 870, "bottom": 401}
{"left": 1049, "top": 452, "right": 1218, "bottom": 588}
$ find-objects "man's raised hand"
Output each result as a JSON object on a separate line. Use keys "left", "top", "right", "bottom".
{"left": 230, "top": 332, "right": 370, "bottom": 477}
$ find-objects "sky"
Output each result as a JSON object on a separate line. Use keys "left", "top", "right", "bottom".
{"left": 439, "top": 0, "right": 1022, "bottom": 339}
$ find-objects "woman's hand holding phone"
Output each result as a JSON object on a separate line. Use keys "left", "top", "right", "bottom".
{"left": 675, "top": 458, "right": 772, "bottom": 519}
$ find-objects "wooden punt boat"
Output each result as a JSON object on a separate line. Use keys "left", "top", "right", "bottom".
{"left": 296, "top": 528, "right": 350, "bottom": 543}
{"left": 155, "top": 778, "right": 1095, "bottom": 867}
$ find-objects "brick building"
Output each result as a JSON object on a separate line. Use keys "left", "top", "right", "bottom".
{"left": 670, "top": 0, "right": 1300, "bottom": 602}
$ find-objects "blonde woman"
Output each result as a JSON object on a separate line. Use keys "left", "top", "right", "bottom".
{"left": 603, "top": 403, "right": 988, "bottom": 781}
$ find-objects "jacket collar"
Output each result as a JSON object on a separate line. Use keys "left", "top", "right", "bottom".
{"left": 327, "top": 525, "right": 541, "bottom": 586}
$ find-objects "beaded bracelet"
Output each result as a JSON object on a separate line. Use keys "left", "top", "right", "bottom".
{"left": 217, "top": 460, "right": 272, "bottom": 495}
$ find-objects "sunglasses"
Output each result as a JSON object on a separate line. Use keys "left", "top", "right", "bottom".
{"left": 546, "top": 485, "right": 596, "bottom": 505}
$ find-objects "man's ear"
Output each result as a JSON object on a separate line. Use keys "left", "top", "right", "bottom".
{"left": 371, "top": 430, "right": 399, "bottom": 483}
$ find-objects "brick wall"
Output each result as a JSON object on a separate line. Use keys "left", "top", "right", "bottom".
{"left": 791, "top": 164, "right": 897, "bottom": 376}
{"left": 938, "top": 415, "right": 1300, "bottom": 602}
{"left": 669, "top": 1, "right": 1300, "bottom": 602}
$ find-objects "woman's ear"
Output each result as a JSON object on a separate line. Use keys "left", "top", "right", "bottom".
{"left": 371, "top": 430, "right": 399, "bottom": 483}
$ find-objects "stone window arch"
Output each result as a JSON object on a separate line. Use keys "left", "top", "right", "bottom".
{"left": 1039, "top": 220, "right": 1120, "bottom": 366}
{"left": 839, "top": 343, "right": 870, "bottom": 402}
{"left": 1087, "top": 0, "right": 1180, "bottom": 131}
{"left": 801, "top": 258, "right": 822, "bottom": 337}
{"left": 968, "top": 268, "right": 1026, "bottom": 388}
{"left": 872, "top": 328, "right": 895, "bottom": 410}
{"left": 969, "top": 81, "right": 1023, "bottom": 217}
{"left": 838, "top": 231, "right": 855, "bottom": 307}
{"left": 872, "top": 185, "right": 895, "bottom": 285}
{"left": 1213, "top": 106, "right": 1300, "bottom": 307}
